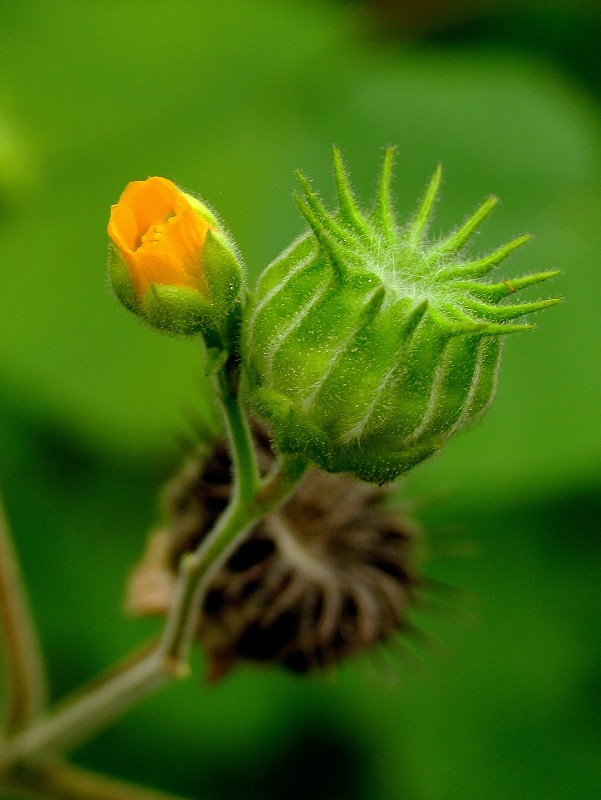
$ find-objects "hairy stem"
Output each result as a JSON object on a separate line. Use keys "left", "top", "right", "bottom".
{"left": 160, "top": 450, "right": 307, "bottom": 667}
{"left": 159, "top": 359, "right": 306, "bottom": 666}
{"left": 216, "top": 361, "right": 260, "bottom": 505}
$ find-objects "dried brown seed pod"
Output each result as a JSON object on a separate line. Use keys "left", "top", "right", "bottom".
{"left": 127, "top": 425, "right": 423, "bottom": 679}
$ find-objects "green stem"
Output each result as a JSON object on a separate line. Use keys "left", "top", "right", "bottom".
{"left": 215, "top": 363, "right": 260, "bottom": 505}
{"left": 159, "top": 360, "right": 306, "bottom": 666}
{"left": 0, "top": 494, "right": 48, "bottom": 736}
{"left": 159, "top": 450, "right": 307, "bottom": 666}
{"left": 0, "top": 647, "right": 169, "bottom": 767}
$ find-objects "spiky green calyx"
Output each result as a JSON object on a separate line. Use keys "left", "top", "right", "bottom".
{"left": 243, "top": 148, "right": 561, "bottom": 483}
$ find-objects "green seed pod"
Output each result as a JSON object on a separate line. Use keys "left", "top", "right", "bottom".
{"left": 243, "top": 149, "right": 560, "bottom": 483}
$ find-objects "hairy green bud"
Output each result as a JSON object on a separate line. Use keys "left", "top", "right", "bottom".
{"left": 243, "top": 148, "right": 560, "bottom": 483}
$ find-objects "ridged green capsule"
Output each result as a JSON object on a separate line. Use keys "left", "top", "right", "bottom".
{"left": 243, "top": 149, "right": 560, "bottom": 483}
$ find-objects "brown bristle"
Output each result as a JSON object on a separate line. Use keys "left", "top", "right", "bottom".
{"left": 127, "top": 421, "right": 424, "bottom": 677}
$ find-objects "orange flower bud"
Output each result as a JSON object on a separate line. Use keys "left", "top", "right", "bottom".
{"left": 108, "top": 177, "right": 243, "bottom": 339}
{"left": 109, "top": 176, "right": 211, "bottom": 298}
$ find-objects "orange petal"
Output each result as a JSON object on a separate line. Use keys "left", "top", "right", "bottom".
{"left": 108, "top": 203, "right": 138, "bottom": 252}
{"left": 108, "top": 177, "right": 211, "bottom": 299}
{"left": 119, "top": 177, "right": 181, "bottom": 233}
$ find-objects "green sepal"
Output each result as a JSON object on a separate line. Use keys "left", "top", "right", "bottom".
{"left": 143, "top": 284, "right": 214, "bottom": 337}
{"left": 108, "top": 243, "right": 141, "bottom": 315}
{"left": 459, "top": 295, "right": 562, "bottom": 322}
{"left": 203, "top": 229, "right": 242, "bottom": 304}
{"left": 399, "top": 299, "right": 429, "bottom": 342}
{"left": 184, "top": 192, "right": 220, "bottom": 227}
{"left": 294, "top": 183, "right": 354, "bottom": 251}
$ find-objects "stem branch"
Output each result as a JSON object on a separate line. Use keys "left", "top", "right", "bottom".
{"left": 0, "top": 647, "right": 168, "bottom": 766}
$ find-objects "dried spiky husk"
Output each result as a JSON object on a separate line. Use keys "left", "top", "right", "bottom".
{"left": 127, "top": 426, "right": 422, "bottom": 678}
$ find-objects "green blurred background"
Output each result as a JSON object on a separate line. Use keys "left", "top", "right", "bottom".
{"left": 0, "top": 1, "right": 599, "bottom": 798}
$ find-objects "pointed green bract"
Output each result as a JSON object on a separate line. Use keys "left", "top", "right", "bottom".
{"left": 459, "top": 296, "right": 562, "bottom": 322}
{"left": 243, "top": 148, "right": 560, "bottom": 483}
{"left": 332, "top": 146, "right": 372, "bottom": 237}
{"left": 434, "top": 234, "right": 531, "bottom": 280}
{"left": 294, "top": 197, "right": 351, "bottom": 283}
{"left": 294, "top": 177, "right": 353, "bottom": 248}
{"left": 408, "top": 164, "right": 442, "bottom": 245}
{"left": 436, "top": 195, "right": 498, "bottom": 255}
{"left": 372, "top": 146, "right": 396, "bottom": 241}
{"left": 450, "top": 269, "right": 560, "bottom": 301}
